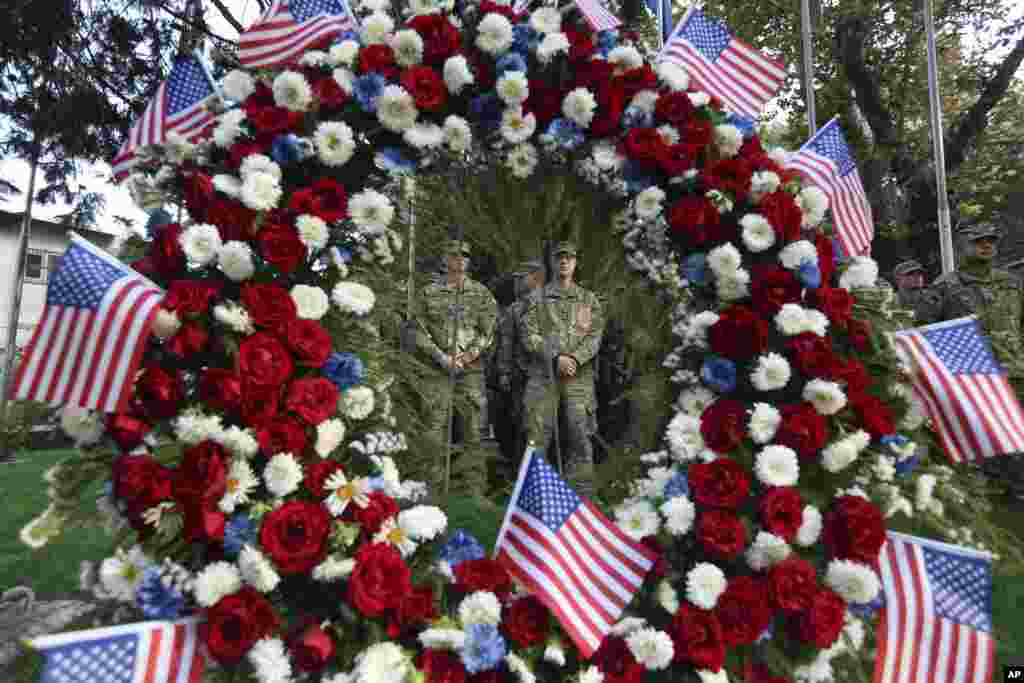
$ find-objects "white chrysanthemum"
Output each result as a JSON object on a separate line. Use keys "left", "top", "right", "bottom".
{"left": 272, "top": 70, "right": 312, "bottom": 112}
{"left": 506, "top": 653, "right": 535, "bottom": 683}
{"left": 656, "top": 61, "right": 690, "bottom": 91}
{"left": 324, "top": 470, "right": 370, "bottom": 516}
{"left": 615, "top": 499, "right": 660, "bottom": 540}
{"left": 348, "top": 189, "right": 394, "bottom": 234}
{"left": 390, "top": 29, "right": 424, "bottom": 67}
{"left": 219, "top": 459, "right": 257, "bottom": 513}
{"left": 660, "top": 495, "right": 696, "bottom": 536}
{"left": 355, "top": 642, "right": 410, "bottom": 683}
{"left": 288, "top": 284, "right": 329, "bottom": 321}
{"left": 580, "top": 666, "right": 604, "bottom": 683}
{"left": 749, "top": 402, "right": 782, "bottom": 445}
{"left": 544, "top": 640, "right": 566, "bottom": 666}
{"left": 397, "top": 505, "right": 447, "bottom": 540}
{"left": 751, "top": 353, "right": 791, "bottom": 392}
{"left": 625, "top": 628, "right": 674, "bottom": 671}
{"left": 676, "top": 387, "right": 715, "bottom": 416}
{"left": 315, "top": 418, "right": 347, "bottom": 457}
{"left": 688, "top": 91, "right": 711, "bottom": 107}
{"left": 750, "top": 171, "right": 781, "bottom": 199}
{"left": 775, "top": 303, "right": 809, "bottom": 336}
{"left": 755, "top": 445, "right": 799, "bottom": 487}
{"left": 608, "top": 46, "right": 643, "bottom": 71}
{"left": 329, "top": 40, "right": 361, "bottom": 67}
{"left": 496, "top": 71, "right": 529, "bottom": 105}
{"left": 476, "top": 12, "right": 514, "bottom": 54}
{"left": 805, "top": 309, "right": 829, "bottom": 337}
{"left": 716, "top": 268, "right": 750, "bottom": 302}
{"left": 240, "top": 154, "right": 282, "bottom": 182}
{"left": 222, "top": 69, "right": 256, "bottom": 102}
{"left": 536, "top": 32, "right": 570, "bottom": 64}
{"left": 506, "top": 142, "right": 538, "bottom": 179}
{"left": 294, "top": 214, "right": 329, "bottom": 251}
{"left": 686, "top": 310, "right": 720, "bottom": 343}
{"left": 635, "top": 467, "right": 675, "bottom": 499}
{"left": 740, "top": 213, "right": 776, "bottom": 252}
{"left": 377, "top": 85, "right": 419, "bottom": 132}
{"left": 443, "top": 114, "right": 473, "bottom": 151}
{"left": 264, "top": 453, "right": 303, "bottom": 498}
{"left": 611, "top": 618, "right": 648, "bottom": 638}
{"left": 825, "top": 560, "right": 880, "bottom": 604}
{"left": 714, "top": 124, "right": 744, "bottom": 158}
{"left": 798, "top": 186, "right": 829, "bottom": 227}
{"left": 341, "top": 385, "right": 375, "bottom": 420}
{"left": 630, "top": 90, "right": 659, "bottom": 114}
{"left": 298, "top": 49, "right": 329, "bottom": 67}
{"left": 240, "top": 172, "right": 282, "bottom": 211}
{"left": 686, "top": 563, "right": 727, "bottom": 610}
{"left": 248, "top": 637, "right": 292, "bottom": 683}
{"left": 803, "top": 379, "right": 847, "bottom": 415}
{"left": 216, "top": 241, "right": 255, "bottom": 282}
{"left": 174, "top": 410, "right": 223, "bottom": 444}
{"left": 360, "top": 12, "right": 395, "bottom": 44}
{"left": 214, "top": 301, "right": 255, "bottom": 335}
{"left": 656, "top": 580, "right": 679, "bottom": 613}
{"left": 239, "top": 545, "right": 281, "bottom": 593}
{"left": 98, "top": 546, "right": 152, "bottom": 602}
{"left": 332, "top": 281, "right": 377, "bottom": 316}
{"left": 706, "top": 242, "right": 742, "bottom": 276}
{"left": 458, "top": 591, "right": 502, "bottom": 626}
{"left": 559, "top": 88, "right": 595, "bottom": 129}
{"left": 419, "top": 628, "right": 466, "bottom": 651}
{"left": 333, "top": 68, "right": 355, "bottom": 95}
{"left": 315, "top": 120, "right": 356, "bottom": 167}
{"left": 839, "top": 255, "right": 880, "bottom": 290}
{"left": 194, "top": 561, "right": 242, "bottom": 607}
{"left": 591, "top": 142, "right": 623, "bottom": 170}
{"left": 530, "top": 6, "right": 561, "bottom": 33}
{"left": 821, "top": 437, "right": 861, "bottom": 473}
{"left": 916, "top": 473, "right": 937, "bottom": 510}
{"left": 313, "top": 554, "right": 356, "bottom": 581}
{"left": 746, "top": 531, "right": 792, "bottom": 571}
{"left": 794, "top": 654, "right": 833, "bottom": 683}
{"left": 403, "top": 122, "right": 445, "bottom": 149}
{"left": 60, "top": 405, "right": 105, "bottom": 446}
{"left": 443, "top": 55, "right": 475, "bottom": 94}
{"left": 665, "top": 413, "right": 704, "bottom": 461}
{"left": 697, "top": 668, "right": 730, "bottom": 683}
{"left": 179, "top": 223, "right": 222, "bottom": 266}
{"left": 499, "top": 107, "right": 536, "bottom": 144}
{"left": 779, "top": 240, "right": 818, "bottom": 269}
{"left": 215, "top": 425, "right": 259, "bottom": 459}
{"left": 213, "top": 173, "right": 242, "bottom": 197}
{"left": 213, "top": 110, "right": 247, "bottom": 149}
{"left": 796, "top": 505, "right": 823, "bottom": 546}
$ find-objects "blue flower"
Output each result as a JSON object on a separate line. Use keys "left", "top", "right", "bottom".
{"left": 726, "top": 113, "right": 757, "bottom": 138}
{"left": 663, "top": 470, "right": 689, "bottom": 499}
{"left": 882, "top": 435, "right": 923, "bottom": 476}
{"left": 849, "top": 593, "right": 884, "bottom": 619}
{"left": 271, "top": 133, "right": 304, "bottom": 166}
{"left": 471, "top": 94, "right": 504, "bottom": 132}
{"left": 376, "top": 147, "right": 416, "bottom": 174}
{"left": 223, "top": 514, "right": 257, "bottom": 558}
{"left": 797, "top": 259, "right": 822, "bottom": 289}
{"left": 354, "top": 74, "right": 386, "bottom": 112}
{"left": 701, "top": 356, "right": 737, "bottom": 394}
{"left": 545, "top": 118, "right": 585, "bottom": 151}
{"left": 496, "top": 52, "right": 527, "bottom": 74}
{"left": 334, "top": 30, "right": 359, "bottom": 44}
{"left": 621, "top": 106, "right": 653, "bottom": 130}
{"left": 145, "top": 208, "right": 175, "bottom": 239}
{"left": 461, "top": 624, "right": 507, "bottom": 674}
{"left": 438, "top": 529, "right": 485, "bottom": 570}
{"left": 135, "top": 566, "right": 185, "bottom": 619}
{"left": 622, "top": 159, "right": 655, "bottom": 192}
{"left": 681, "top": 252, "right": 708, "bottom": 285}
{"left": 322, "top": 352, "right": 366, "bottom": 391}
{"left": 597, "top": 29, "right": 618, "bottom": 51}
{"left": 511, "top": 24, "right": 539, "bottom": 55}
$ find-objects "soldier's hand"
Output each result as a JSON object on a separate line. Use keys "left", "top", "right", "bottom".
{"left": 439, "top": 353, "right": 454, "bottom": 370}
{"left": 557, "top": 355, "right": 577, "bottom": 377}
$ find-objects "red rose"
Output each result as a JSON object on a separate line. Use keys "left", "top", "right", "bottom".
{"left": 182, "top": 170, "right": 214, "bottom": 216}
{"left": 242, "top": 79, "right": 274, "bottom": 110}
{"left": 524, "top": 79, "right": 566, "bottom": 127}
{"left": 815, "top": 233, "right": 835, "bottom": 284}
{"left": 359, "top": 44, "right": 399, "bottom": 79}
{"left": 759, "top": 191, "right": 804, "bottom": 243}
{"left": 572, "top": 59, "right": 614, "bottom": 90}
{"left": 238, "top": 332, "right": 294, "bottom": 387}
{"left": 312, "top": 74, "right": 349, "bottom": 111}
{"left": 768, "top": 557, "right": 818, "bottom": 612}
{"left": 181, "top": 502, "right": 227, "bottom": 543}
{"left": 689, "top": 457, "right": 751, "bottom": 509}
{"left": 400, "top": 66, "right": 447, "bottom": 111}
{"left": 347, "top": 542, "right": 412, "bottom": 616}
{"left": 697, "top": 510, "right": 747, "bottom": 560}
{"left": 588, "top": 83, "right": 627, "bottom": 138}
{"left": 786, "top": 332, "right": 835, "bottom": 377}
{"left": 592, "top": 636, "right": 644, "bottom": 683}
{"left": 478, "top": 0, "right": 517, "bottom": 20}
{"left": 760, "top": 487, "right": 804, "bottom": 541}
{"left": 172, "top": 441, "right": 228, "bottom": 506}
{"left": 202, "top": 587, "right": 279, "bottom": 664}
{"left": 454, "top": 558, "right": 513, "bottom": 600}
{"left": 288, "top": 620, "right": 336, "bottom": 672}
{"left": 850, "top": 392, "right": 895, "bottom": 438}
{"left": 241, "top": 283, "right": 298, "bottom": 332}
{"left": 708, "top": 305, "right": 769, "bottom": 361}
{"left": 502, "top": 596, "right": 550, "bottom": 647}
{"left": 288, "top": 178, "right": 349, "bottom": 223}
{"left": 670, "top": 605, "right": 726, "bottom": 671}
{"left": 285, "top": 319, "right": 333, "bottom": 367}
{"left": 789, "top": 587, "right": 846, "bottom": 648}
{"left": 286, "top": 377, "right": 340, "bottom": 425}
{"left": 822, "top": 494, "right": 886, "bottom": 564}
{"left": 106, "top": 413, "right": 152, "bottom": 452}
{"left": 703, "top": 158, "right": 754, "bottom": 203}
{"left": 680, "top": 117, "right": 713, "bottom": 154}
{"left": 389, "top": 584, "right": 438, "bottom": 637}
{"left": 199, "top": 369, "right": 243, "bottom": 412}
{"left": 715, "top": 576, "right": 772, "bottom": 647}
{"left": 700, "top": 399, "right": 747, "bottom": 454}
{"left": 305, "top": 459, "right": 345, "bottom": 498}
{"left": 640, "top": 535, "right": 669, "bottom": 578}
{"left": 241, "top": 382, "right": 281, "bottom": 428}
{"left": 564, "top": 27, "right": 595, "bottom": 61}
{"left": 408, "top": 14, "right": 461, "bottom": 65}
{"left": 112, "top": 453, "right": 172, "bottom": 509}
{"left": 248, "top": 106, "right": 303, "bottom": 137}
{"left": 847, "top": 318, "right": 873, "bottom": 352}
{"left": 151, "top": 223, "right": 186, "bottom": 278}
{"left": 418, "top": 649, "right": 467, "bottom": 683}
{"left": 613, "top": 65, "right": 658, "bottom": 98}
{"left": 258, "top": 222, "right": 307, "bottom": 274}
{"left": 259, "top": 500, "right": 331, "bottom": 574}
{"left": 166, "top": 321, "right": 209, "bottom": 358}
{"left": 621, "top": 127, "right": 668, "bottom": 168}
{"left": 827, "top": 356, "right": 871, "bottom": 395}
{"left": 811, "top": 286, "right": 855, "bottom": 329}
{"left": 257, "top": 416, "right": 308, "bottom": 457}
{"left": 135, "top": 365, "right": 183, "bottom": 420}
{"left": 164, "top": 280, "right": 222, "bottom": 316}
{"left": 667, "top": 195, "right": 721, "bottom": 247}
{"left": 655, "top": 91, "right": 695, "bottom": 125}
{"left": 751, "top": 265, "right": 802, "bottom": 316}
{"left": 775, "top": 402, "right": 829, "bottom": 459}
{"left": 228, "top": 141, "right": 265, "bottom": 169}
{"left": 658, "top": 143, "right": 696, "bottom": 176}
{"left": 350, "top": 491, "right": 400, "bottom": 535}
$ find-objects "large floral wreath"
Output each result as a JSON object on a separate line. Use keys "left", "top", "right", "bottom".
{"left": 19, "top": 0, "right": 999, "bottom": 681}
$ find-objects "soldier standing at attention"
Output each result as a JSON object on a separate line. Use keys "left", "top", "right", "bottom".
{"left": 414, "top": 239, "right": 498, "bottom": 497}
{"left": 892, "top": 259, "right": 936, "bottom": 322}
{"left": 520, "top": 241, "right": 605, "bottom": 495}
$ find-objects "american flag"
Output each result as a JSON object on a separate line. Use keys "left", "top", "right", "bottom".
{"left": 786, "top": 118, "right": 874, "bottom": 257}
{"left": 111, "top": 55, "right": 218, "bottom": 181}
{"left": 26, "top": 618, "right": 205, "bottom": 683}
{"left": 10, "top": 235, "right": 164, "bottom": 414}
{"left": 238, "top": 0, "right": 357, "bottom": 70}
{"left": 573, "top": 0, "right": 621, "bottom": 32}
{"left": 645, "top": 0, "right": 674, "bottom": 45}
{"left": 493, "top": 448, "right": 657, "bottom": 657}
{"left": 658, "top": 6, "right": 786, "bottom": 120}
{"left": 875, "top": 532, "right": 994, "bottom": 683}
{"left": 892, "top": 316, "right": 1024, "bottom": 463}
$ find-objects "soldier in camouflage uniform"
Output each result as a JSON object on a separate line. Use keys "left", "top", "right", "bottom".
{"left": 893, "top": 259, "right": 932, "bottom": 321}
{"left": 520, "top": 241, "right": 605, "bottom": 494}
{"left": 414, "top": 239, "right": 498, "bottom": 496}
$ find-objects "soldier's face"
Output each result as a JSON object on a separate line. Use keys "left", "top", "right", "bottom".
{"left": 447, "top": 254, "right": 469, "bottom": 275}
{"left": 972, "top": 237, "right": 997, "bottom": 260}
{"left": 525, "top": 270, "right": 545, "bottom": 290}
{"left": 557, "top": 253, "right": 576, "bottom": 280}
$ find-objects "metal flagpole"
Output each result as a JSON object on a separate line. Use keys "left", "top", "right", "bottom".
{"left": 0, "top": 144, "right": 40, "bottom": 461}
{"left": 800, "top": 0, "right": 817, "bottom": 135}
{"left": 924, "top": 0, "right": 955, "bottom": 275}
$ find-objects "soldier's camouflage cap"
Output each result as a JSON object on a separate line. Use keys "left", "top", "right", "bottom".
{"left": 893, "top": 259, "right": 925, "bottom": 277}
{"left": 553, "top": 241, "right": 577, "bottom": 256}
{"left": 442, "top": 239, "right": 472, "bottom": 256}
{"left": 516, "top": 258, "right": 544, "bottom": 275}
{"left": 959, "top": 223, "right": 1002, "bottom": 242}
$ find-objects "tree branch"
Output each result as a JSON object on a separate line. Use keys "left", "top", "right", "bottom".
{"left": 206, "top": 0, "right": 245, "bottom": 34}
{"left": 833, "top": 13, "right": 899, "bottom": 147}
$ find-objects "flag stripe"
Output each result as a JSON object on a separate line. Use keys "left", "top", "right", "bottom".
{"left": 96, "top": 289, "right": 162, "bottom": 413}
{"left": 41, "top": 309, "right": 79, "bottom": 404}
{"left": 238, "top": 0, "right": 355, "bottom": 69}
{"left": 20, "top": 307, "right": 62, "bottom": 402}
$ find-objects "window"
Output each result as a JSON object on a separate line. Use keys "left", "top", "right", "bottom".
{"left": 24, "top": 250, "right": 61, "bottom": 283}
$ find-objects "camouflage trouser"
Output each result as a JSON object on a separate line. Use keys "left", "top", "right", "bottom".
{"left": 522, "top": 367, "right": 597, "bottom": 495}
{"left": 424, "top": 371, "right": 487, "bottom": 497}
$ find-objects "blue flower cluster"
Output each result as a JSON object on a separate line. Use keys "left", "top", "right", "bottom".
{"left": 797, "top": 259, "right": 822, "bottom": 289}
{"left": 701, "top": 356, "right": 737, "bottom": 394}
{"left": 271, "top": 133, "right": 305, "bottom": 166}
{"left": 682, "top": 252, "right": 708, "bottom": 285}
{"left": 135, "top": 566, "right": 185, "bottom": 620}
{"left": 322, "top": 352, "right": 367, "bottom": 391}
{"left": 354, "top": 73, "right": 386, "bottom": 112}
{"left": 663, "top": 470, "right": 689, "bottom": 500}
{"left": 438, "top": 529, "right": 485, "bottom": 570}
{"left": 545, "top": 118, "right": 585, "bottom": 151}
{"left": 223, "top": 513, "right": 257, "bottom": 558}
{"left": 377, "top": 147, "right": 416, "bottom": 173}
{"left": 461, "top": 623, "right": 507, "bottom": 674}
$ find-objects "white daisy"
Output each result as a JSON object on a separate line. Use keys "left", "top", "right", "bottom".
{"left": 630, "top": 90, "right": 659, "bottom": 114}
{"left": 625, "top": 628, "right": 674, "bottom": 671}
{"left": 222, "top": 69, "right": 256, "bottom": 102}
{"left": 506, "top": 142, "right": 538, "bottom": 179}
{"left": 179, "top": 223, "right": 222, "bottom": 266}
{"left": 825, "top": 560, "right": 880, "bottom": 604}
{"left": 290, "top": 284, "right": 330, "bottom": 320}
{"left": 239, "top": 545, "right": 281, "bottom": 593}
{"left": 194, "top": 561, "right": 242, "bottom": 607}
{"left": 272, "top": 70, "right": 312, "bottom": 112}
{"left": 174, "top": 410, "right": 223, "bottom": 444}
{"left": 264, "top": 453, "right": 304, "bottom": 498}
{"left": 821, "top": 437, "right": 860, "bottom": 473}
{"left": 697, "top": 669, "right": 730, "bottom": 683}
{"left": 615, "top": 499, "right": 660, "bottom": 540}
{"left": 443, "top": 55, "right": 475, "bottom": 94}
{"left": 500, "top": 108, "right": 537, "bottom": 144}
{"left": 562, "top": 87, "right": 597, "bottom": 129}
{"left": 706, "top": 242, "right": 742, "bottom": 276}
{"left": 611, "top": 618, "right": 648, "bottom": 637}
{"left": 248, "top": 637, "right": 292, "bottom": 683}
{"left": 348, "top": 189, "right": 394, "bottom": 233}
{"left": 216, "top": 240, "right": 255, "bottom": 282}
{"left": 332, "top": 281, "right": 377, "bottom": 316}
{"left": 665, "top": 413, "right": 704, "bottom": 461}
{"left": 740, "top": 213, "right": 775, "bottom": 252}
{"left": 745, "top": 531, "right": 791, "bottom": 571}
{"left": 377, "top": 85, "right": 419, "bottom": 132}
{"left": 660, "top": 495, "right": 696, "bottom": 536}
{"left": 403, "top": 122, "right": 445, "bottom": 149}
{"left": 359, "top": 12, "right": 395, "bottom": 44}
{"left": 315, "top": 120, "right": 356, "bottom": 167}
{"left": 686, "top": 562, "right": 727, "bottom": 610}
{"left": 443, "top": 114, "right": 473, "bottom": 152}
{"left": 219, "top": 459, "right": 257, "bottom": 513}
{"left": 754, "top": 445, "right": 799, "bottom": 487}
{"left": 591, "top": 142, "right": 623, "bottom": 170}
{"left": 536, "top": 32, "right": 570, "bottom": 64}
{"left": 323, "top": 470, "right": 370, "bottom": 516}
{"left": 458, "top": 591, "right": 502, "bottom": 626}
{"left": 544, "top": 640, "right": 566, "bottom": 666}
{"left": 390, "top": 29, "right": 424, "bottom": 67}
{"left": 530, "top": 6, "right": 561, "bottom": 33}
{"left": 496, "top": 71, "right": 529, "bottom": 105}
{"left": 475, "top": 13, "right": 514, "bottom": 55}
{"left": 240, "top": 172, "right": 282, "bottom": 211}
{"left": 750, "top": 353, "right": 791, "bottom": 391}
{"left": 688, "top": 91, "right": 711, "bottom": 107}
{"left": 580, "top": 666, "right": 604, "bottom": 683}
{"left": 796, "top": 505, "right": 823, "bottom": 546}
{"left": 340, "top": 385, "right": 375, "bottom": 419}
{"left": 805, "top": 309, "right": 830, "bottom": 337}
{"left": 97, "top": 546, "right": 152, "bottom": 602}
{"left": 373, "top": 516, "right": 419, "bottom": 556}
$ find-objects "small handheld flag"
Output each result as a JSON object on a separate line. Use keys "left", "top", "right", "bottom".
{"left": 238, "top": 0, "right": 358, "bottom": 70}
{"left": 573, "top": 0, "right": 622, "bottom": 32}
